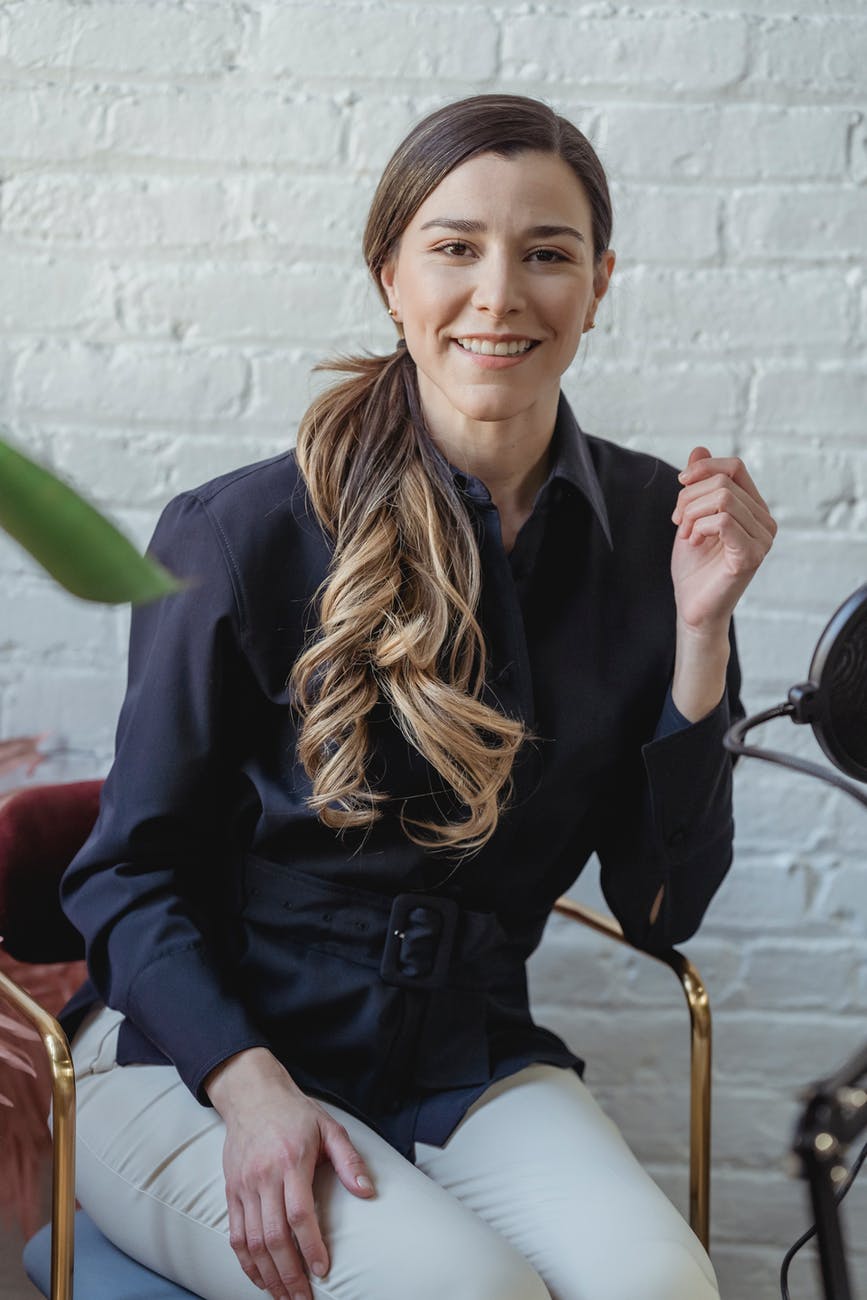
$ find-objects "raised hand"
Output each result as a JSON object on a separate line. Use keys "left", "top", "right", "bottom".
{"left": 669, "top": 447, "right": 777, "bottom": 722}
{"left": 671, "top": 447, "right": 777, "bottom": 636}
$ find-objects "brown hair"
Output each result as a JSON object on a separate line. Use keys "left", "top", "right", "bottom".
{"left": 290, "top": 94, "right": 613, "bottom": 856}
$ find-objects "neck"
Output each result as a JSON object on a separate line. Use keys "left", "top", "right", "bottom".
{"left": 417, "top": 380, "right": 560, "bottom": 523}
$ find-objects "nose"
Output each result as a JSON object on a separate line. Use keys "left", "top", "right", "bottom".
{"left": 470, "top": 249, "right": 525, "bottom": 319}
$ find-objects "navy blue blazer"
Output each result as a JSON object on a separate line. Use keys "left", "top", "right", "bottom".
{"left": 60, "top": 393, "right": 743, "bottom": 1161}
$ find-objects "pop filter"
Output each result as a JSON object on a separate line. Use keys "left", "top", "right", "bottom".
{"left": 798, "top": 582, "right": 867, "bottom": 782}
{"left": 724, "top": 582, "right": 867, "bottom": 808}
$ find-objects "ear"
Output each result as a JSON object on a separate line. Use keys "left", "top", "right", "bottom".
{"left": 585, "top": 248, "right": 616, "bottom": 331}
{"left": 379, "top": 258, "right": 400, "bottom": 319}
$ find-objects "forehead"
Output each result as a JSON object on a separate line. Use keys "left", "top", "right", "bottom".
{"left": 406, "top": 150, "right": 593, "bottom": 232}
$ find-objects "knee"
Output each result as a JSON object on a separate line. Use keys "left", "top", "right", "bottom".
{"left": 605, "top": 1238, "right": 719, "bottom": 1300}
{"left": 407, "top": 1235, "right": 550, "bottom": 1300}
{"left": 462, "top": 1248, "right": 551, "bottom": 1300}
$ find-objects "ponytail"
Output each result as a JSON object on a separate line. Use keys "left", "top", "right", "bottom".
{"left": 290, "top": 347, "right": 526, "bottom": 855}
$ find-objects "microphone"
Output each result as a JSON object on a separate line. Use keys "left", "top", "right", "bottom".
{"left": 723, "top": 581, "right": 867, "bottom": 808}
{"left": 724, "top": 582, "right": 867, "bottom": 1300}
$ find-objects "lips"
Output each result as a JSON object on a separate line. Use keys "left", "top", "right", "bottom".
{"left": 454, "top": 337, "right": 540, "bottom": 357}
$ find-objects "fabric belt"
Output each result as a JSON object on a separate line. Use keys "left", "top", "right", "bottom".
{"left": 243, "top": 854, "right": 517, "bottom": 991}
{"left": 242, "top": 854, "right": 527, "bottom": 1090}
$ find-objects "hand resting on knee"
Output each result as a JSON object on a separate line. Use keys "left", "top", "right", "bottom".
{"left": 205, "top": 1048, "right": 376, "bottom": 1300}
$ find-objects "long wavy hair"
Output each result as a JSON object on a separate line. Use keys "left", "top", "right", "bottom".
{"left": 290, "top": 94, "right": 613, "bottom": 856}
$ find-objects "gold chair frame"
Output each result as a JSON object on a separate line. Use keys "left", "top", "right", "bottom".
{"left": 0, "top": 898, "right": 711, "bottom": 1300}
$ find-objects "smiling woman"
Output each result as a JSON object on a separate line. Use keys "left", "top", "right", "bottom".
{"left": 57, "top": 95, "right": 776, "bottom": 1300}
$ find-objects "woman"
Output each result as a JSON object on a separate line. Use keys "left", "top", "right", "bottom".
{"left": 60, "top": 94, "right": 775, "bottom": 1300}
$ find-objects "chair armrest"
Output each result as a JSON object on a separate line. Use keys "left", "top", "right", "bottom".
{"left": 552, "top": 896, "right": 712, "bottom": 1252}
{"left": 0, "top": 964, "right": 75, "bottom": 1300}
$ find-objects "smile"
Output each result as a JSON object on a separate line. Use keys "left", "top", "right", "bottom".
{"left": 454, "top": 337, "right": 538, "bottom": 356}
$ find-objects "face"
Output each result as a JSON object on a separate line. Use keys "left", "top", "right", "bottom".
{"left": 379, "top": 150, "right": 615, "bottom": 434}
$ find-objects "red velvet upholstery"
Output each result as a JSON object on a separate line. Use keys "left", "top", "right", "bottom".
{"left": 0, "top": 781, "right": 102, "bottom": 1236}
{"left": 0, "top": 781, "right": 103, "bottom": 963}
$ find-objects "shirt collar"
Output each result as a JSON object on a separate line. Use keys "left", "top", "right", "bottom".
{"left": 545, "top": 391, "right": 613, "bottom": 549}
{"left": 428, "top": 391, "right": 613, "bottom": 551}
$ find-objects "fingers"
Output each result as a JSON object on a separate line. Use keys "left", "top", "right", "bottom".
{"left": 674, "top": 478, "right": 776, "bottom": 550}
{"left": 324, "top": 1119, "right": 376, "bottom": 1198}
{"left": 225, "top": 1114, "right": 374, "bottom": 1300}
{"left": 678, "top": 451, "right": 770, "bottom": 513}
{"left": 233, "top": 1177, "right": 322, "bottom": 1300}
{"left": 673, "top": 458, "right": 777, "bottom": 548}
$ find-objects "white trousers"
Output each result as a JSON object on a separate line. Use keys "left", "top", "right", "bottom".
{"left": 71, "top": 1004, "right": 720, "bottom": 1300}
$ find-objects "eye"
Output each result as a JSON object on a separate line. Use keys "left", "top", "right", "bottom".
{"left": 527, "top": 248, "right": 569, "bottom": 263}
{"left": 433, "top": 240, "right": 473, "bottom": 257}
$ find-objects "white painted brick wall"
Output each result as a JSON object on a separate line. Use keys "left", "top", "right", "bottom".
{"left": 1, "top": 4, "right": 865, "bottom": 1297}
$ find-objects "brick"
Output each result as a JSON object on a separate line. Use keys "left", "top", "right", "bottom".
{"left": 704, "top": 855, "right": 819, "bottom": 932}
{"left": 46, "top": 429, "right": 175, "bottom": 506}
{"left": 7, "top": 1, "right": 245, "bottom": 76}
{"left": 248, "top": 174, "right": 375, "bottom": 252}
{"left": 347, "top": 93, "right": 469, "bottom": 172}
{"left": 164, "top": 433, "right": 291, "bottom": 498}
{"left": 741, "top": 532, "right": 867, "bottom": 618}
{"left": 564, "top": 363, "right": 743, "bottom": 447}
{"left": 714, "top": 1246, "right": 814, "bottom": 1300}
{"left": 711, "top": 1167, "right": 815, "bottom": 1247}
{"left": 611, "top": 184, "right": 720, "bottom": 263}
{"left": 602, "top": 104, "right": 850, "bottom": 182}
{"left": 733, "top": 755, "right": 842, "bottom": 855}
{"left": 502, "top": 13, "right": 748, "bottom": 93}
{"left": 15, "top": 342, "right": 249, "bottom": 423}
{"left": 852, "top": 112, "right": 867, "bottom": 184}
{"left": 0, "top": 340, "right": 21, "bottom": 425}
{"left": 108, "top": 88, "right": 344, "bottom": 167}
{"left": 731, "top": 187, "right": 867, "bottom": 260}
{"left": 5, "top": 668, "right": 127, "bottom": 752}
{"left": 739, "top": 439, "right": 857, "bottom": 528}
{"left": 3, "top": 83, "right": 108, "bottom": 162}
{"left": 711, "top": 1083, "right": 808, "bottom": 1169}
{"left": 753, "top": 366, "right": 867, "bottom": 440}
{"left": 750, "top": 15, "right": 867, "bottom": 97}
{"left": 118, "top": 263, "right": 372, "bottom": 344}
{"left": 0, "top": 251, "right": 114, "bottom": 333}
{"left": 1, "top": 580, "right": 120, "bottom": 665}
{"left": 713, "top": 1010, "right": 860, "bottom": 1089}
{"left": 248, "top": 349, "right": 348, "bottom": 426}
{"left": 734, "top": 609, "right": 830, "bottom": 693}
{"left": 257, "top": 4, "right": 497, "bottom": 80}
{"left": 616, "top": 267, "right": 851, "bottom": 353}
{"left": 1, "top": 175, "right": 247, "bottom": 247}
{"left": 529, "top": 1004, "right": 693, "bottom": 1090}
{"left": 740, "top": 940, "right": 858, "bottom": 1010}
{"left": 814, "top": 865, "right": 867, "bottom": 935}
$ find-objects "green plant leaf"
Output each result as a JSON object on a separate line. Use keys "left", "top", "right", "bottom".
{"left": 0, "top": 435, "right": 181, "bottom": 604}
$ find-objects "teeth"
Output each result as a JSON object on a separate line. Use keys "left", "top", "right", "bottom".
{"left": 456, "top": 337, "right": 535, "bottom": 356}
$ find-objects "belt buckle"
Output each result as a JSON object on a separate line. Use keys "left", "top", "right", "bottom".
{"left": 379, "top": 893, "right": 460, "bottom": 991}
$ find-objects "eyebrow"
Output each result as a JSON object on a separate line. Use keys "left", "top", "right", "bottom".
{"left": 419, "top": 217, "right": 586, "bottom": 243}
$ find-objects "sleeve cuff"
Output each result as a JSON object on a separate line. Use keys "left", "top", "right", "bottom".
{"left": 128, "top": 943, "right": 271, "bottom": 1104}
{"left": 652, "top": 683, "right": 693, "bottom": 741}
{"left": 642, "top": 688, "right": 734, "bottom": 867}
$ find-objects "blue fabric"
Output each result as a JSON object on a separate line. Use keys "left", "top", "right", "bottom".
{"left": 23, "top": 1209, "right": 200, "bottom": 1298}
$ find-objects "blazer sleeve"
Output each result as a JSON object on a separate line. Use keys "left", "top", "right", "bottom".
{"left": 59, "top": 491, "right": 271, "bottom": 1102}
{"left": 596, "top": 618, "right": 745, "bottom": 953}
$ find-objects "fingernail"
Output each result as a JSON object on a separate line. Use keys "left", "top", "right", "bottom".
{"left": 356, "top": 1174, "right": 373, "bottom": 1190}
{"left": 312, "top": 1261, "right": 327, "bottom": 1277}
{"left": 678, "top": 470, "right": 688, "bottom": 482}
